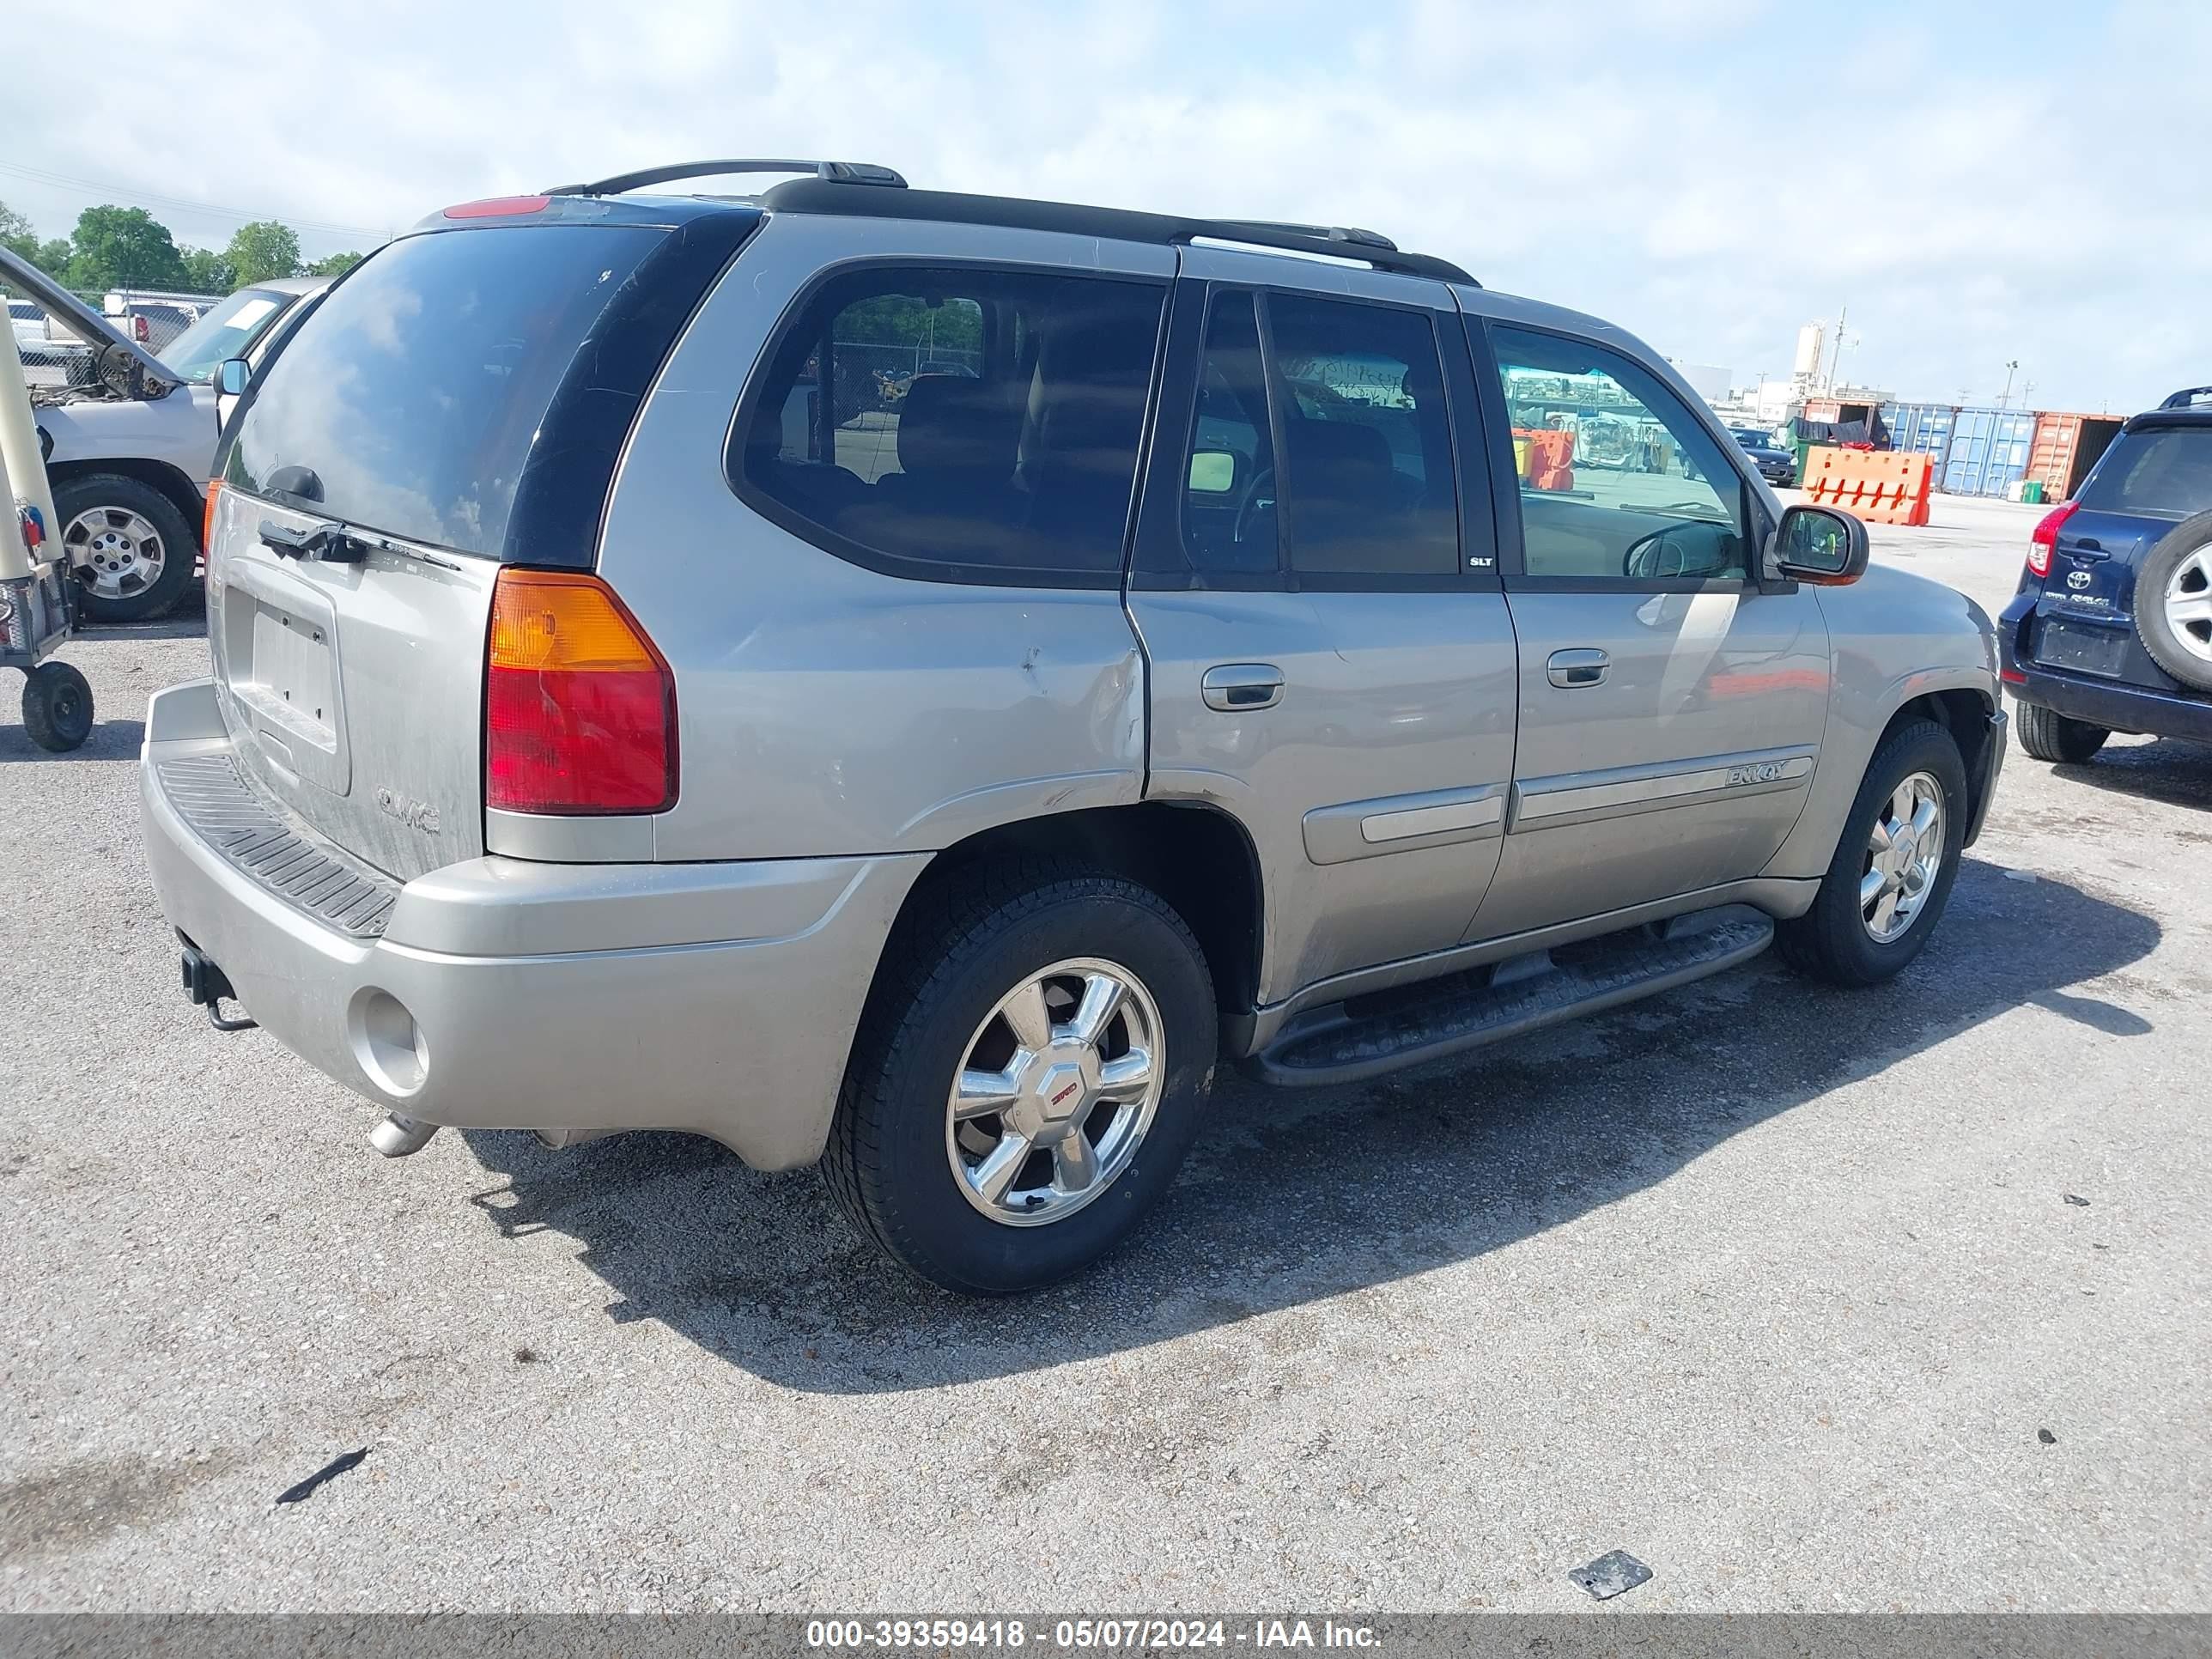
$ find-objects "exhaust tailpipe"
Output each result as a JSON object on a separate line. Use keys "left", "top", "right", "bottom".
{"left": 368, "top": 1113, "right": 439, "bottom": 1158}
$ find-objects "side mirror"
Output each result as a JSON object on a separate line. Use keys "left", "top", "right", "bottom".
{"left": 1188, "top": 449, "right": 1238, "bottom": 495}
{"left": 1774, "top": 503, "right": 1869, "bottom": 585}
{"left": 216, "top": 358, "right": 251, "bottom": 397}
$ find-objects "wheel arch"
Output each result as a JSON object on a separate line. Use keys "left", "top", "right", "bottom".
{"left": 1880, "top": 684, "right": 1999, "bottom": 842}
{"left": 878, "top": 801, "right": 1267, "bottom": 1045}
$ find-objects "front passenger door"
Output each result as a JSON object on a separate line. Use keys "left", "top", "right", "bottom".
{"left": 1466, "top": 320, "right": 1832, "bottom": 942}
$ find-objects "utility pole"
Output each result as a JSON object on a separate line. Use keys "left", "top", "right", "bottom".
{"left": 1825, "top": 304, "right": 1849, "bottom": 392}
{"left": 1997, "top": 360, "right": 2020, "bottom": 409}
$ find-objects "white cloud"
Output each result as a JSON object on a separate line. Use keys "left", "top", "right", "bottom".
{"left": 8, "top": 0, "right": 2209, "bottom": 411}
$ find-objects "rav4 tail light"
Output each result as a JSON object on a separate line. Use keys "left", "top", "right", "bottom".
{"left": 486, "top": 569, "right": 677, "bottom": 815}
{"left": 2027, "top": 499, "right": 2080, "bottom": 579}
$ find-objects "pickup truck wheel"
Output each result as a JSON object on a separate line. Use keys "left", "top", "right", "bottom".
{"left": 2014, "top": 702, "right": 2109, "bottom": 763}
{"left": 823, "top": 862, "right": 1216, "bottom": 1295}
{"left": 57, "top": 474, "right": 198, "bottom": 624}
{"left": 1776, "top": 720, "right": 1966, "bottom": 988}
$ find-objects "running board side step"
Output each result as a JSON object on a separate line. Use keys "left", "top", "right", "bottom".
{"left": 1247, "top": 905, "right": 1775, "bottom": 1088}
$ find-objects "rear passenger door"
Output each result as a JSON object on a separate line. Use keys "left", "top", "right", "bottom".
{"left": 1127, "top": 248, "right": 1518, "bottom": 1005}
{"left": 1465, "top": 318, "right": 1832, "bottom": 941}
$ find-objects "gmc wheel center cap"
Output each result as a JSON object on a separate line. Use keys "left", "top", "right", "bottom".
{"left": 1018, "top": 1045, "right": 1102, "bottom": 1137}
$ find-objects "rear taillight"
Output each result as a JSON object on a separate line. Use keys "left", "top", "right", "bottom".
{"left": 486, "top": 569, "right": 676, "bottom": 815}
{"left": 2027, "top": 499, "right": 2079, "bottom": 579}
{"left": 201, "top": 480, "right": 222, "bottom": 551}
{"left": 132, "top": 315, "right": 149, "bottom": 341}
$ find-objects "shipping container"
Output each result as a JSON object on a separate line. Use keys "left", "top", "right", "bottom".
{"left": 1939, "top": 407, "right": 2036, "bottom": 497}
{"left": 2024, "top": 411, "right": 2124, "bottom": 502}
{"left": 1881, "top": 402, "right": 1959, "bottom": 464}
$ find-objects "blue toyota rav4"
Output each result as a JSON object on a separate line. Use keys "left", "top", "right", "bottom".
{"left": 2002, "top": 385, "right": 2212, "bottom": 762}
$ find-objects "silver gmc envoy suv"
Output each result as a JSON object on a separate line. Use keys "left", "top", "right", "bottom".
{"left": 141, "top": 160, "right": 2005, "bottom": 1294}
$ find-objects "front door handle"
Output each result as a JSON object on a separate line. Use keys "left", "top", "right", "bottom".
{"left": 1547, "top": 647, "right": 1610, "bottom": 689}
{"left": 1201, "top": 663, "right": 1285, "bottom": 712}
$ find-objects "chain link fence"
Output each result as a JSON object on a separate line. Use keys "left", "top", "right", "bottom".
{"left": 5, "top": 283, "right": 222, "bottom": 391}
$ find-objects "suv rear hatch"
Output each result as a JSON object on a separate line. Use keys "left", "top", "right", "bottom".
{"left": 208, "top": 203, "right": 757, "bottom": 880}
{"left": 2027, "top": 416, "right": 2212, "bottom": 688}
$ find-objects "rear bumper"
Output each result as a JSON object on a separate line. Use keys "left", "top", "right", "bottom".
{"left": 1998, "top": 591, "right": 2212, "bottom": 743}
{"left": 140, "top": 679, "right": 927, "bottom": 1170}
{"left": 2003, "top": 665, "right": 2212, "bottom": 744}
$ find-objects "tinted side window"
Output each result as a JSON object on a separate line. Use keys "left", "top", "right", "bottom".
{"left": 1271, "top": 296, "right": 1458, "bottom": 579}
{"left": 1491, "top": 325, "right": 1747, "bottom": 582}
{"left": 2079, "top": 429, "right": 2212, "bottom": 519}
{"left": 735, "top": 266, "right": 1165, "bottom": 583}
{"left": 1181, "top": 291, "right": 1279, "bottom": 576}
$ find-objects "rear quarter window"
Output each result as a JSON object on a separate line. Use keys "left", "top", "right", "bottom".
{"left": 225, "top": 223, "right": 673, "bottom": 560}
{"left": 731, "top": 264, "right": 1166, "bottom": 586}
{"left": 2080, "top": 428, "right": 2212, "bottom": 520}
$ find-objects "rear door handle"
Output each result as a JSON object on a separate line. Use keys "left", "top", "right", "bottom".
{"left": 1547, "top": 647, "right": 1609, "bottom": 688}
{"left": 1201, "top": 663, "right": 1284, "bottom": 712}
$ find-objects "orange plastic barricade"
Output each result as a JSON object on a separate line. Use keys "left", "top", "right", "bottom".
{"left": 1516, "top": 427, "right": 1576, "bottom": 493}
{"left": 1801, "top": 447, "right": 1932, "bottom": 526}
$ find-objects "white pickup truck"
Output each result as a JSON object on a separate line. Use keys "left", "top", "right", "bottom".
{"left": 2, "top": 253, "right": 327, "bottom": 622}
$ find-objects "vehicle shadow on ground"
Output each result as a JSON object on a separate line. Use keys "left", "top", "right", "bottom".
{"left": 2052, "top": 740, "right": 2212, "bottom": 813}
{"left": 458, "top": 855, "right": 2158, "bottom": 1394}
{"left": 0, "top": 714, "right": 144, "bottom": 763}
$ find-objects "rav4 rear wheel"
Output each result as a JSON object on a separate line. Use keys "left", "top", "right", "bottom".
{"left": 1777, "top": 720, "right": 1966, "bottom": 988}
{"left": 2014, "top": 701, "right": 2109, "bottom": 763}
{"left": 823, "top": 860, "right": 1215, "bottom": 1295}
{"left": 2134, "top": 509, "right": 2212, "bottom": 693}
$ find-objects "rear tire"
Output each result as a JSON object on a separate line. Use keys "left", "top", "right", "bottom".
{"left": 823, "top": 860, "right": 1216, "bottom": 1295}
{"left": 56, "top": 473, "right": 198, "bottom": 625}
{"left": 2014, "top": 701, "right": 2109, "bottom": 763}
{"left": 1777, "top": 720, "right": 1966, "bottom": 988}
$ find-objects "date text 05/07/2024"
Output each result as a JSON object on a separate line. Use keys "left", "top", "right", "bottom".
{"left": 805, "top": 1618, "right": 1380, "bottom": 1650}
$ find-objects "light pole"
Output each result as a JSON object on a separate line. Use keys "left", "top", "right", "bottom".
{"left": 1997, "top": 360, "right": 2020, "bottom": 409}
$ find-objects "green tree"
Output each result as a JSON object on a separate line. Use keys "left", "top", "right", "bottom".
{"left": 1, "top": 199, "right": 40, "bottom": 264}
{"left": 225, "top": 220, "right": 301, "bottom": 286}
{"left": 304, "top": 249, "right": 367, "bottom": 278}
{"left": 181, "top": 246, "right": 238, "bottom": 294}
{"left": 64, "top": 205, "right": 188, "bottom": 291}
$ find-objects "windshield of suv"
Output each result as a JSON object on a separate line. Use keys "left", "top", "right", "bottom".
{"left": 227, "top": 224, "right": 668, "bottom": 559}
{"left": 158, "top": 287, "right": 299, "bottom": 381}
{"left": 2079, "top": 428, "right": 2212, "bottom": 520}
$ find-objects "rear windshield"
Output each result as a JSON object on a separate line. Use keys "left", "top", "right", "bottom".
{"left": 227, "top": 224, "right": 665, "bottom": 558}
{"left": 2079, "top": 427, "right": 2212, "bottom": 519}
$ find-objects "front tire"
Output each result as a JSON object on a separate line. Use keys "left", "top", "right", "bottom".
{"left": 56, "top": 473, "right": 198, "bottom": 624}
{"left": 2014, "top": 701, "right": 2109, "bottom": 763}
{"left": 1777, "top": 720, "right": 1966, "bottom": 988}
{"left": 823, "top": 861, "right": 1216, "bottom": 1295}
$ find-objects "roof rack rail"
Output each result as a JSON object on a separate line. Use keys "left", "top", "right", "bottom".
{"left": 1220, "top": 220, "right": 1400, "bottom": 252}
{"left": 544, "top": 159, "right": 907, "bottom": 198}
{"left": 755, "top": 179, "right": 1477, "bottom": 285}
{"left": 2158, "top": 384, "right": 2212, "bottom": 410}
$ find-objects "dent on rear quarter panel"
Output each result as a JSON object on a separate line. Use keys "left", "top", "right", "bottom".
{"left": 590, "top": 214, "right": 1159, "bottom": 864}
{"left": 1762, "top": 565, "right": 1997, "bottom": 880}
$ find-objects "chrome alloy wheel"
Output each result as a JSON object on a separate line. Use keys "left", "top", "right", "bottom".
{"left": 945, "top": 957, "right": 1164, "bottom": 1227}
{"left": 64, "top": 506, "right": 167, "bottom": 601}
{"left": 1861, "top": 770, "right": 1945, "bottom": 943}
{"left": 2163, "top": 542, "right": 2212, "bottom": 665}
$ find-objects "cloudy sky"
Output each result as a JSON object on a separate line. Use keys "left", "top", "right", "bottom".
{"left": 8, "top": 0, "right": 2207, "bottom": 413}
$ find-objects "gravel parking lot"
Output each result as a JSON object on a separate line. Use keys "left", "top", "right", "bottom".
{"left": 4, "top": 495, "right": 2208, "bottom": 1613}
